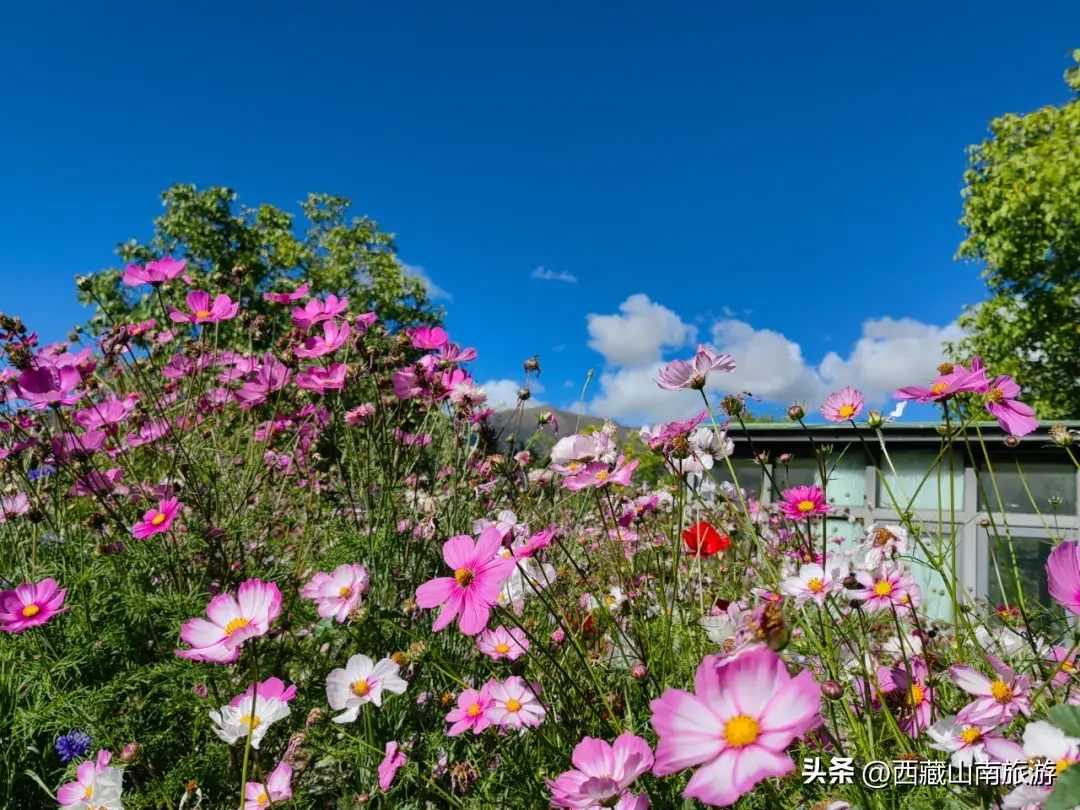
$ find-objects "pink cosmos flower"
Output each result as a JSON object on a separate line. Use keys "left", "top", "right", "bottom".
{"left": 927, "top": 715, "right": 1023, "bottom": 767}
{"left": 71, "top": 468, "right": 124, "bottom": 496}
{"left": 484, "top": 676, "right": 547, "bottom": 729}
{"left": 967, "top": 358, "right": 1038, "bottom": 437}
{"left": 874, "top": 658, "right": 934, "bottom": 737}
{"left": 893, "top": 364, "right": 986, "bottom": 403}
{"left": 131, "top": 496, "right": 182, "bottom": 539}
{"left": 72, "top": 397, "right": 138, "bottom": 429}
{"left": 300, "top": 563, "right": 369, "bottom": 623}
{"left": 168, "top": 290, "right": 240, "bottom": 324}
{"left": 0, "top": 577, "right": 68, "bottom": 634}
{"left": 244, "top": 760, "right": 292, "bottom": 810}
{"left": 16, "top": 363, "right": 84, "bottom": 409}
{"left": 291, "top": 295, "right": 348, "bottom": 331}
{"left": 848, "top": 563, "right": 920, "bottom": 612}
{"left": 780, "top": 563, "right": 839, "bottom": 607}
{"left": 821, "top": 386, "right": 865, "bottom": 423}
{"left": 378, "top": 741, "right": 407, "bottom": 792}
{"left": 655, "top": 345, "right": 736, "bottom": 391}
{"left": 355, "top": 311, "right": 378, "bottom": 332}
{"left": 777, "top": 485, "right": 832, "bottom": 520}
{"left": 295, "top": 319, "right": 351, "bottom": 359}
{"left": 563, "top": 456, "right": 639, "bottom": 492}
{"left": 235, "top": 354, "right": 292, "bottom": 408}
{"left": 122, "top": 256, "right": 186, "bottom": 286}
{"left": 175, "top": 579, "right": 283, "bottom": 663}
{"left": 408, "top": 325, "right": 449, "bottom": 350}
{"left": 232, "top": 677, "right": 298, "bottom": 708}
{"left": 414, "top": 526, "right": 517, "bottom": 636}
{"left": 445, "top": 684, "right": 495, "bottom": 736}
{"left": 295, "top": 364, "right": 348, "bottom": 394}
{"left": 345, "top": 403, "right": 376, "bottom": 425}
{"left": 476, "top": 626, "right": 530, "bottom": 661}
{"left": 162, "top": 352, "right": 211, "bottom": 380}
{"left": 1048, "top": 645, "right": 1080, "bottom": 685}
{"left": 263, "top": 282, "right": 309, "bottom": 304}
{"left": 1046, "top": 540, "right": 1080, "bottom": 616}
{"left": 546, "top": 732, "right": 654, "bottom": 810}
{"left": 0, "top": 493, "right": 29, "bottom": 523}
{"left": 950, "top": 655, "right": 1032, "bottom": 726}
{"left": 57, "top": 750, "right": 123, "bottom": 809}
{"left": 650, "top": 646, "right": 822, "bottom": 807}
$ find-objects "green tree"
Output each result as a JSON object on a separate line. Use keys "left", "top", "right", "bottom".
{"left": 76, "top": 184, "right": 442, "bottom": 347}
{"left": 947, "top": 51, "right": 1080, "bottom": 418}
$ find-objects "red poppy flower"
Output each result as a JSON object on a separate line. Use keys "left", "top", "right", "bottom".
{"left": 682, "top": 521, "right": 730, "bottom": 557}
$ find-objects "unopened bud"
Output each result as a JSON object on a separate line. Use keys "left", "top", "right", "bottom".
{"left": 1050, "top": 424, "right": 1074, "bottom": 447}
{"left": 120, "top": 742, "right": 141, "bottom": 763}
{"left": 517, "top": 387, "right": 531, "bottom": 402}
{"left": 523, "top": 356, "right": 541, "bottom": 373}
{"left": 1004, "top": 435, "right": 1020, "bottom": 448}
{"left": 865, "top": 410, "right": 884, "bottom": 428}
{"left": 821, "top": 680, "right": 843, "bottom": 700}
{"left": 787, "top": 404, "right": 805, "bottom": 421}
{"left": 631, "top": 664, "right": 648, "bottom": 680}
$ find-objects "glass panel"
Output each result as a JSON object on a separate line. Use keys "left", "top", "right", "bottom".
{"left": 907, "top": 529, "right": 959, "bottom": 624}
{"left": 876, "top": 452, "right": 964, "bottom": 513}
{"left": 978, "top": 463, "right": 1077, "bottom": 515}
{"left": 776, "top": 451, "right": 868, "bottom": 507}
{"left": 985, "top": 532, "right": 1064, "bottom": 627}
{"left": 711, "top": 460, "right": 767, "bottom": 499}
{"left": 824, "top": 517, "right": 864, "bottom": 565}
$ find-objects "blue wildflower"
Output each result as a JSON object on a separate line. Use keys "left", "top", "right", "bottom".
{"left": 55, "top": 730, "right": 92, "bottom": 763}
{"left": 27, "top": 465, "right": 56, "bottom": 481}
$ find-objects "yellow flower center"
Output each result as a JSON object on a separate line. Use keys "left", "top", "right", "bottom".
{"left": 985, "top": 388, "right": 1005, "bottom": 404}
{"left": 990, "top": 680, "right": 1013, "bottom": 703}
{"left": 338, "top": 586, "right": 352, "bottom": 598}
{"left": 898, "top": 594, "right": 910, "bottom": 605}
{"left": 1058, "top": 759, "right": 1072, "bottom": 775}
{"left": 467, "top": 703, "right": 482, "bottom": 717}
{"left": 495, "top": 643, "right": 511, "bottom": 654}
{"left": 151, "top": 512, "right": 167, "bottom": 525}
{"left": 224, "top": 617, "right": 250, "bottom": 636}
{"left": 195, "top": 309, "right": 211, "bottom": 319}
{"left": 604, "top": 595, "right": 616, "bottom": 604}
{"left": 837, "top": 405, "right": 856, "bottom": 419}
{"left": 567, "top": 462, "right": 581, "bottom": 472}
{"left": 454, "top": 568, "right": 474, "bottom": 588}
{"left": 1064, "top": 661, "right": 1076, "bottom": 672}
{"left": 796, "top": 499, "right": 816, "bottom": 513}
{"left": 873, "top": 580, "right": 894, "bottom": 597}
{"left": 722, "top": 715, "right": 760, "bottom": 748}
{"left": 960, "top": 727, "right": 982, "bottom": 744}
{"left": 807, "top": 578, "right": 825, "bottom": 593}
{"left": 907, "top": 685, "right": 925, "bottom": 707}
{"left": 873, "top": 527, "right": 892, "bottom": 546}
{"left": 350, "top": 680, "right": 370, "bottom": 697}
{"left": 595, "top": 471, "right": 609, "bottom": 482}
{"left": 241, "top": 714, "right": 261, "bottom": 728}
{"left": 505, "top": 698, "right": 522, "bottom": 712}
{"left": 20, "top": 604, "right": 40, "bottom": 618}
{"left": 83, "top": 785, "right": 93, "bottom": 800}
{"left": 257, "top": 792, "right": 269, "bottom": 807}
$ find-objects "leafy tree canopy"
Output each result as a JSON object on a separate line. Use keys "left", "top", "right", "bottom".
{"left": 76, "top": 184, "right": 442, "bottom": 349}
{"left": 948, "top": 51, "right": 1080, "bottom": 418}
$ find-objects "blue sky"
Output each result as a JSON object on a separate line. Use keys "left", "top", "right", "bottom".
{"left": 2, "top": 2, "right": 1078, "bottom": 424}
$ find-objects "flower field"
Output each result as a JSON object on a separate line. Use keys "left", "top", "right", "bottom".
{"left": 3, "top": 259, "right": 1080, "bottom": 810}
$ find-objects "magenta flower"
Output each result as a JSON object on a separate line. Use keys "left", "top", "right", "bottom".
{"left": 235, "top": 354, "right": 292, "bottom": 408}
{"left": 0, "top": 577, "right": 68, "bottom": 634}
{"left": 300, "top": 563, "right": 369, "bottom": 623}
{"left": 546, "top": 732, "right": 654, "bottom": 810}
{"left": 973, "top": 370, "right": 1038, "bottom": 437}
{"left": 1047, "top": 540, "right": 1080, "bottom": 616}
{"left": 875, "top": 658, "right": 934, "bottom": 738}
{"left": 849, "top": 563, "right": 920, "bottom": 612}
{"left": 175, "top": 579, "right": 283, "bottom": 663}
{"left": 414, "top": 526, "right": 517, "bottom": 635}
{"left": 484, "top": 676, "right": 547, "bottom": 729}
{"left": 476, "top": 626, "right": 529, "bottom": 661}
{"left": 295, "top": 319, "right": 351, "bottom": 359}
{"left": 15, "top": 363, "right": 84, "bottom": 409}
{"left": 0, "top": 493, "right": 30, "bottom": 523}
{"left": 295, "top": 364, "right": 348, "bottom": 394}
{"left": 263, "top": 282, "right": 309, "bottom": 304}
{"left": 821, "top": 386, "right": 865, "bottom": 422}
{"left": 777, "top": 484, "right": 832, "bottom": 520}
{"left": 131, "top": 496, "right": 182, "bottom": 539}
{"left": 57, "top": 750, "right": 123, "bottom": 808}
{"left": 408, "top": 325, "right": 449, "bottom": 350}
{"left": 168, "top": 290, "right": 240, "bottom": 324}
{"left": 244, "top": 760, "right": 292, "bottom": 810}
{"left": 378, "top": 741, "right": 407, "bottom": 792}
{"left": 655, "top": 345, "right": 736, "bottom": 391}
{"left": 893, "top": 364, "right": 985, "bottom": 403}
{"left": 650, "top": 646, "right": 822, "bottom": 807}
{"left": 445, "top": 684, "right": 495, "bottom": 736}
{"left": 122, "top": 256, "right": 186, "bottom": 286}
{"left": 563, "top": 455, "right": 639, "bottom": 492}
{"left": 950, "top": 655, "right": 1032, "bottom": 726}
{"left": 231, "top": 677, "right": 297, "bottom": 708}
{"left": 291, "top": 295, "right": 348, "bottom": 331}
{"left": 72, "top": 396, "right": 137, "bottom": 429}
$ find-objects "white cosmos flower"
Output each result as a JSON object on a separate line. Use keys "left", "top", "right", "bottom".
{"left": 325, "top": 654, "right": 408, "bottom": 724}
{"left": 209, "top": 694, "right": 290, "bottom": 749}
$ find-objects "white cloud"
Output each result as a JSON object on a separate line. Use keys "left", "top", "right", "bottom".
{"left": 481, "top": 379, "right": 546, "bottom": 410}
{"left": 401, "top": 262, "right": 452, "bottom": 301}
{"left": 584, "top": 294, "right": 962, "bottom": 425}
{"left": 531, "top": 266, "right": 578, "bottom": 283}
{"left": 586, "top": 294, "right": 697, "bottom": 368}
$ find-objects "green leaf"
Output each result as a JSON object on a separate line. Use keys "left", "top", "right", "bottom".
{"left": 1050, "top": 704, "right": 1080, "bottom": 738}
{"left": 1046, "top": 765, "right": 1080, "bottom": 810}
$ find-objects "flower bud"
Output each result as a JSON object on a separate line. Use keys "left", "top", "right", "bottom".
{"left": 120, "top": 742, "right": 141, "bottom": 763}
{"left": 821, "top": 680, "right": 843, "bottom": 700}
{"left": 517, "top": 387, "right": 531, "bottom": 402}
{"left": 631, "top": 664, "right": 648, "bottom": 680}
{"left": 1004, "top": 435, "right": 1020, "bottom": 448}
{"left": 787, "top": 404, "right": 805, "bottom": 421}
{"left": 865, "top": 409, "right": 884, "bottom": 428}
{"left": 523, "top": 356, "right": 541, "bottom": 373}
